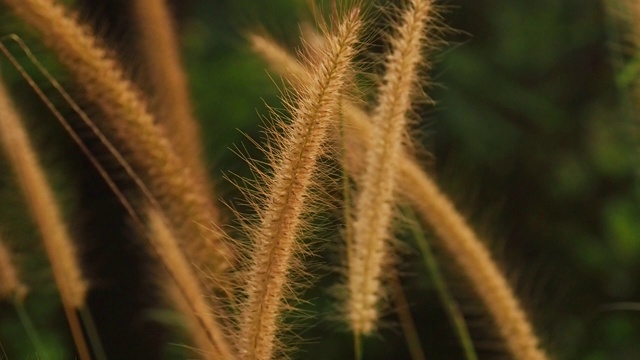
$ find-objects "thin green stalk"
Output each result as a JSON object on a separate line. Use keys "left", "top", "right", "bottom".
{"left": 79, "top": 307, "right": 108, "bottom": 360}
{"left": 405, "top": 208, "right": 478, "bottom": 360}
{"left": 390, "top": 273, "right": 426, "bottom": 360}
{"left": 354, "top": 333, "right": 362, "bottom": 360}
{"left": 14, "top": 301, "right": 48, "bottom": 360}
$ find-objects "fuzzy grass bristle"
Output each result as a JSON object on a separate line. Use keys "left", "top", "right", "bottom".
{"left": 346, "top": 0, "right": 434, "bottom": 336}
{"left": 131, "top": 0, "right": 210, "bottom": 190}
{"left": 146, "top": 207, "right": 235, "bottom": 360}
{"left": 0, "top": 75, "right": 87, "bottom": 308}
{"left": 237, "top": 8, "right": 363, "bottom": 360}
{"left": 248, "top": 18, "right": 548, "bottom": 360}
{"left": 0, "top": 74, "right": 90, "bottom": 359}
{"left": 2, "top": 0, "right": 232, "bottom": 277}
{"left": 400, "top": 162, "right": 548, "bottom": 360}
{"left": 0, "top": 0, "right": 557, "bottom": 358}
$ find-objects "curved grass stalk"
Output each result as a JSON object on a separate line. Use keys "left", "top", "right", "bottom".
{"left": 13, "top": 301, "right": 49, "bottom": 359}
{"left": 147, "top": 208, "right": 235, "bottom": 360}
{"left": 131, "top": 0, "right": 211, "bottom": 191}
{"left": 404, "top": 207, "right": 477, "bottom": 360}
{"left": 347, "top": 0, "right": 434, "bottom": 335}
{"left": 399, "top": 161, "right": 548, "bottom": 360}
{"left": 238, "top": 9, "right": 363, "bottom": 360}
{"left": 2, "top": 0, "right": 231, "bottom": 276}
{"left": 0, "top": 75, "right": 90, "bottom": 360}
{"left": 389, "top": 272, "right": 427, "bottom": 360}
{"left": 249, "top": 30, "right": 549, "bottom": 360}
{"left": 0, "top": 36, "right": 234, "bottom": 359}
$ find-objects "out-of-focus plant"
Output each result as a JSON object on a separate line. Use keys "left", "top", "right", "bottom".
{"left": 0, "top": 0, "right": 637, "bottom": 359}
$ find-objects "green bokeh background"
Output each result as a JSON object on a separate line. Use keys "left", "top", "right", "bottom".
{"left": 0, "top": 0, "right": 639, "bottom": 359}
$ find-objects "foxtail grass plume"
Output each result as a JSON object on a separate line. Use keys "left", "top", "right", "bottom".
{"left": 400, "top": 162, "right": 548, "bottom": 360}
{"left": 131, "top": 0, "right": 211, "bottom": 190}
{"left": 249, "top": 26, "right": 549, "bottom": 360}
{"left": 2, "top": 0, "right": 232, "bottom": 276}
{"left": 237, "top": 8, "right": 363, "bottom": 360}
{"left": 146, "top": 208, "right": 235, "bottom": 360}
{"left": 347, "top": 0, "right": 434, "bottom": 335}
{"left": 0, "top": 75, "right": 91, "bottom": 360}
{"left": 0, "top": 76, "right": 86, "bottom": 308}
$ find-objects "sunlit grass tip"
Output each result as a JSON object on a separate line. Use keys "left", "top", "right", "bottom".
{"left": 2, "top": 0, "right": 232, "bottom": 276}
{"left": 236, "top": 7, "right": 364, "bottom": 360}
{"left": 248, "top": 17, "right": 548, "bottom": 360}
{"left": 346, "top": 0, "right": 435, "bottom": 336}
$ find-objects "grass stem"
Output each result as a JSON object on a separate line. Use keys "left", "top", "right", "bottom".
{"left": 390, "top": 273, "right": 427, "bottom": 360}
{"left": 14, "top": 301, "right": 49, "bottom": 360}
{"left": 405, "top": 208, "right": 478, "bottom": 360}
